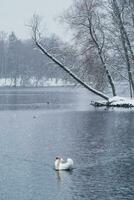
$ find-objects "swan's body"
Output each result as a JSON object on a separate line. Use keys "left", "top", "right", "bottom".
{"left": 55, "top": 157, "right": 73, "bottom": 170}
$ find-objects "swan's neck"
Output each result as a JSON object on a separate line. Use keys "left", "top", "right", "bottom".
{"left": 57, "top": 159, "right": 61, "bottom": 170}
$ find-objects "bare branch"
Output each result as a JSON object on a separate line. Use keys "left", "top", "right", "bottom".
{"left": 29, "top": 14, "right": 109, "bottom": 100}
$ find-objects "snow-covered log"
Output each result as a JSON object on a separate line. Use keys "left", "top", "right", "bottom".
{"left": 91, "top": 96, "right": 134, "bottom": 108}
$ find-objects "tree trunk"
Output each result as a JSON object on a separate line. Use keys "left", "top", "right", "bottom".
{"left": 35, "top": 41, "right": 109, "bottom": 100}
{"left": 117, "top": 28, "right": 133, "bottom": 97}
{"left": 99, "top": 52, "right": 116, "bottom": 96}
{"left": 112, "top": 0, "right": 134, "bottom": 96}
{"left": 88, "top": 20, "right": 117, "bottom": 97}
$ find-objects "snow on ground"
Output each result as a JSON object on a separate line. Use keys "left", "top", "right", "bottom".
{"left": 108, "top": 96, "right": 134, "bottom": 105}
{"left": 0, "top": 78, "right": 75, "bottom": 87}
{"left": 91, "top": 96, "right": 134, "bottom": 107}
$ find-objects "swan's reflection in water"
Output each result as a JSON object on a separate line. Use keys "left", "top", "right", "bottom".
{"left": 55, "top": 170, "right": 73, "bottom": 183}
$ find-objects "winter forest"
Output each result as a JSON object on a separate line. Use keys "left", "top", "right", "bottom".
{"left": 0, "top": 31, "right": 78, "bottom": 87}
{"left": 0, "top": 0, "right": 134, "bottom": 98}
{"left": 1, "top": 1, "right": 134, "bottom": 199}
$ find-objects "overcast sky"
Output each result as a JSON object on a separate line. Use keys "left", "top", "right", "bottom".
{"left": 0, "top": 0, "right": 72, "bottom": 40}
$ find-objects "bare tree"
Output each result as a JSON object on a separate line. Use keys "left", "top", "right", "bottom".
{"left": 62, "top": 0, "right": 117, "bottom": 96}
{"left": 0, "top": 31, "right": 7, "bottom": 82}
{"left": 29, "top": 14, "right": 109, "bottom": 100}
{"left": 110, "top": 0, "right": 134, "bottom": 97}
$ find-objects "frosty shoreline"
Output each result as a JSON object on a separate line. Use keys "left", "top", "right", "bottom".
{"left": 91, "top": 96, "right": 134, "bottom": 108}
{"left": 0, "top": 81, "right": 133, "bottom": 108}
{"left": 0, "top": 78, "right": 75, "bottom": 87}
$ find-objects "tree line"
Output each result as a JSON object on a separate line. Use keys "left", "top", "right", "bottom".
{"left": 0, "top": 0, "right": 134, "bottom": 98}
{"left": 0, "top": 31, "right": 79, "bottom": 87}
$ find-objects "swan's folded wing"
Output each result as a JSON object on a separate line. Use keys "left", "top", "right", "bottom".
{"left": 67, "top": 158, "right": 74, "bottom": 166}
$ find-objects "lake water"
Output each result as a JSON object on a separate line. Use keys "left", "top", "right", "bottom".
{"left": 0, "top": 87, "right": 134, "bottom": 200}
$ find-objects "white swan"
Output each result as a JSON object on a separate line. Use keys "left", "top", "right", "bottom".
{"left": 55, "top": 157, "right": 74, "bottom": 171}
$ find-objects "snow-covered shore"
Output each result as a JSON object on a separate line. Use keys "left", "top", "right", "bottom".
{"left": 91, "top": 96, "right": 134, "bottom": 108}
{"left": 0, "top": 78, "right": 75, "bottom": 87}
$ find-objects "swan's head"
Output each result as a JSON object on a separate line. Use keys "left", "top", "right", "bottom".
{"left": 55, "top": 156, "right": 60, "bottom": 160}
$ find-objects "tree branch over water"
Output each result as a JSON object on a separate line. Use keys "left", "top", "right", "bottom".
{"left": 29, "top": 14, "right": 109, "bottom": 101}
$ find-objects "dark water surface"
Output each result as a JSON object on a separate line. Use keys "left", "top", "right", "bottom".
{"left": 0, "top": 87, "right": 134, "bottom": 200}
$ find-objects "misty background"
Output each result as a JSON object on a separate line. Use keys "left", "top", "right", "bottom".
{"left": 0, "top": 0, "right": 134, "bottom": 97}
{"left": 0, "top": 0, "right": 72, "bottom": 40}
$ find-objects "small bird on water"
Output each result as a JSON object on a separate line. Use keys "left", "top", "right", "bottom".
{"left": 55, "top": 157, "right": 74, "bottom": 171}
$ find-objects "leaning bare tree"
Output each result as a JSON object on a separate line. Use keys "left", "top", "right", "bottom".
{"left": 29, "top": 14, "right": 109, "bottom": 100}
{"left": 62, "top": 0, "right": 117, "bottom": 96}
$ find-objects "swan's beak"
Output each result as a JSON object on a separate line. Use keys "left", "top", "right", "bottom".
{"left": 55, "top": 157, "right": 60, "bottom": 160}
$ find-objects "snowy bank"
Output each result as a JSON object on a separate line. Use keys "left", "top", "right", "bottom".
{"left": 91, "top": 96, "right": 134, "bottom": 108}
{"left": 0, "top": 78, "right": 75, "bottom": 87}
